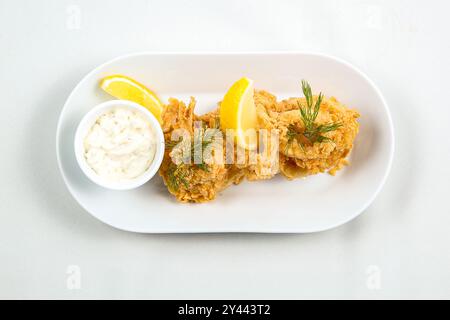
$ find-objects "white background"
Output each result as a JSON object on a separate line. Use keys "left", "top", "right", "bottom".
{"left": 0, "top": 0, "right": 449, "bottom": 299}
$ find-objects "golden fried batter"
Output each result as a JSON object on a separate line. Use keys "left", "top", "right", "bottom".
{"left": 159, "top": 98, "right": 244, "bottom": 203}
{"left": 159, "top": 90, "right": 359, "bottom": 203}
{"left": 256, "top": 94, "right": 360, "bottom": 179}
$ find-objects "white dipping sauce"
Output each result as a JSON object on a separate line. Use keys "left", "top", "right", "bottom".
{"left": 83, "top": 107, "right": 156, "bottom": 181}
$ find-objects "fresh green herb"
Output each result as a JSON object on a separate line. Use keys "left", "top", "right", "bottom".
{"left": 165, "top": 140, "right": 180, "bottom": 150}
{"left": 286, "top": 80, "right": 342, "bottom": 152}
{"left": 166, "top": 132, "right": 215, "bottom": 172}
{"left": 191, "top": 127, "right": 219, "bottom": 171}
{"left": 167, "top": 163, "right": 190, "bottom": 192}
{"left": 166, "top": 120, "right": 221, "bottom": 191}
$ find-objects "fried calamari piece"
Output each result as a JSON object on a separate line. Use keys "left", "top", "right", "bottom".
{"left": 226, "top": 90, "right": 280, "bottom": 181}
{"left": 256, "top": 96, "right": 359, "bottom": 179}
{"left": 159, "top": 98, "right": 244, "bottom": 203}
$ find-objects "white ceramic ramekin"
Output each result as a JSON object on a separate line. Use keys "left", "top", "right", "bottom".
{"left": 74, "top": 99, "right": 165, "bottom": 190}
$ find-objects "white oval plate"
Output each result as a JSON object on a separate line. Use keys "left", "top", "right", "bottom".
{"left": 56, "top": 52, "right": 394, "bottom": 233}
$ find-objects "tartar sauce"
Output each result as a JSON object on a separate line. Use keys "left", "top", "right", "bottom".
{"left": 84, "top": 107, "right": 156, "bottom": 181}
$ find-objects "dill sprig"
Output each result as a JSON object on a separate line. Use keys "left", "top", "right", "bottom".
{"left": 165, "top": 140, "right": 179, "bottom": 149}
{"left": 191, "top": 128, "right": 215, "bottom": 172}
{"left": 167, "top": 163, "right": 190, "bottom": 192}
{"left": 165, "top": 119, "right": 221, "bottom": 191}
{"left": 286, "top": 80, "right": 342, "bottom": 152}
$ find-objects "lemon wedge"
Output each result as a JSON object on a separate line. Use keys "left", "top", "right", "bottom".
{"left": 100, "top": 75, "right": 163, "bottom": 123}
{"left": 220, "top": 77, "right": 258, "bottom": 150}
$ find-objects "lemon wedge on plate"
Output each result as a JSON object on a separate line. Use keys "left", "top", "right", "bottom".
{"left": 100, "top": 75, "right": 163, "bottom": 123}
{"left": 220, "top": 77, "right": 258, "bottom": 150}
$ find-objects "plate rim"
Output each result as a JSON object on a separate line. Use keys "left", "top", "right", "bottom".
{"left": 55, "top": 51, "right": 395, "bottom": 233}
